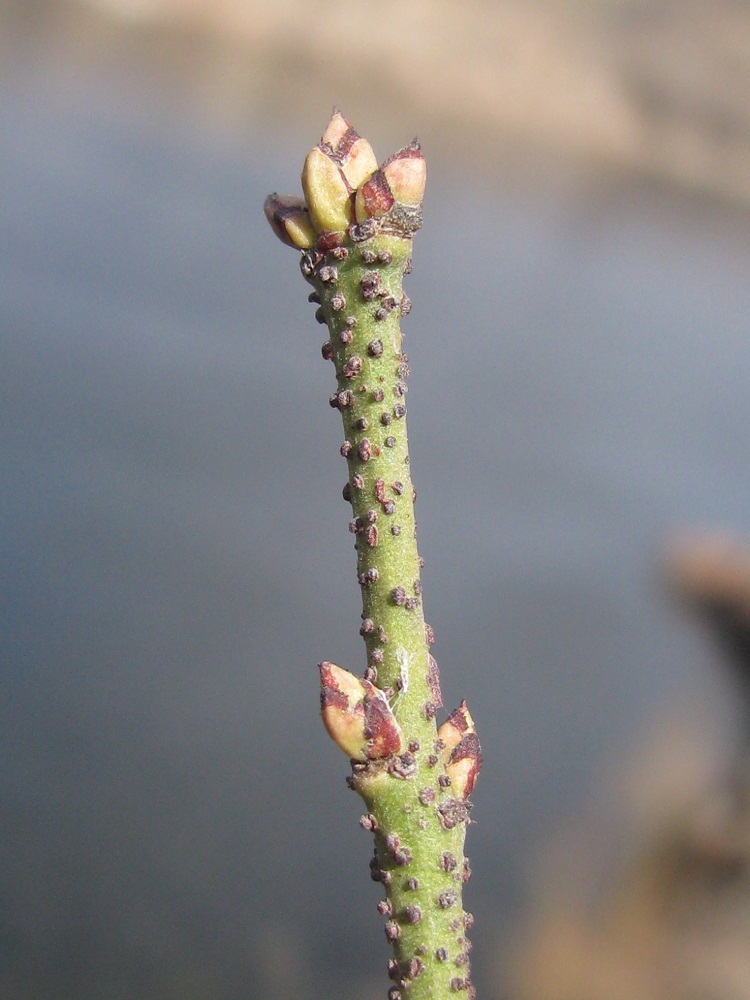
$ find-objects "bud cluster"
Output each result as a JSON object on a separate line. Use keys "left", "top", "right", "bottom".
{"left": 264, "top": 110, "right": 427, "bottom": 250}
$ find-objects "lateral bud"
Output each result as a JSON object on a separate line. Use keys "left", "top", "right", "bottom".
{"left": 437, "top": 700, "right": 482, "bottom": 799}
{"left": 263, "top": 194, "right": 316, "bottom": 250}
{"left": 320, "top": 661, "right": 404, "bottom": 761}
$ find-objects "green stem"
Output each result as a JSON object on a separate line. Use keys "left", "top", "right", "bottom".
{"left": 306, "top": 233, "right": 475, "bottom": 999}
{"left": 309, "top": 234, "right": 427, "bottom": 714}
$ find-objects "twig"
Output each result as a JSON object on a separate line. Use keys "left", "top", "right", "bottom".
{"left": 265, "top": 111, "right": 481, "bottom": 999}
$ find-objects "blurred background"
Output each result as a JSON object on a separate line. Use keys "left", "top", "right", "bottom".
{"left": 3, "top": 1, "right": 750, "bottom": 997}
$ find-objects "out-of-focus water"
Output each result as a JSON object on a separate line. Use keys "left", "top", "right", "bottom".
{"left": 3, "top": 49, "right": 750, "bottom": 1000}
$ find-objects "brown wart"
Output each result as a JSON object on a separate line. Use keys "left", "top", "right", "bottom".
{"left": 437, "top": 889, "right": 458, "bottom": 910}
{"left": 318, "top": 265, "right": 338, "bottom": 283}
{"left": 342, "top": 355, "right": 363, "bottom": 379}
{"left": 405, "top": 957, "right": 424, "bottom": 978}
{"left": 384, "top": 920, "right": 402, "bottom": 942}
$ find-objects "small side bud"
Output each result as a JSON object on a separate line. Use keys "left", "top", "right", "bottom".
{"left": 320, "top": 662, "right": 369, "bottom": 759}
{"left": 302, "top": 146, "right": 352, "bottom": 234}
{"left": 438, "top": 701, "right": 481, "bottom": 799}
{"left": 264, "top": 194, "right": 316, "bottom": 250}
{"left": 320, "top": 661, "right": 403, "bottom": 761}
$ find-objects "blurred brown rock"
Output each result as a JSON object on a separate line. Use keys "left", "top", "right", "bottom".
{"left": 511, "top": 533, "right": 750, "bottom": 1000}
{"left": 667, "top": 531, "right": 750, "bottom": 715}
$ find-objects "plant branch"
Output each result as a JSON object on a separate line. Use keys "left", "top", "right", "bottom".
{"left": 265, "top": 111, "right": 481, "bottom": 1000}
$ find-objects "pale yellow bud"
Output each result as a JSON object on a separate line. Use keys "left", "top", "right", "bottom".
{"left": 342, "top": 137, "right": 378, "bottom": 190}
{"left": 301, "top": 147, "right": 352, "bottom": 234}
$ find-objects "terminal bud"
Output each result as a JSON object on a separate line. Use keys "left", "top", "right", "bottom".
{"left": 321, "top": 109, "right": 379, "bottom": 191}
{"left": 266, "top": 114, "right": 425, "bottom": 244}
